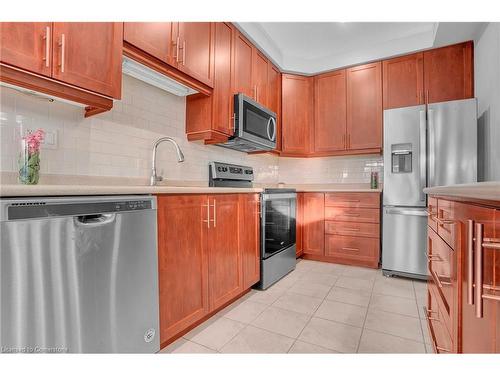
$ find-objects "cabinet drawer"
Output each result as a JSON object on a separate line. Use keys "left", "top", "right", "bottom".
{"left": 325, "top": 192, "right": 380, "bottom": 208}
{"left": 325, "top": 235, "right": 379, "bottom": 261}
{"left": 427, "top": 227, "right": 454, "bottom": 334}
{"left": 325, "top": 221, "right": 379, "bottom": 238}
{"left": 436, "top": 199, "right": 457, "bottom": 250}
{"left": 325, "top": 207, "right": 379, "bottom": 223}
{"left": 428, "top": 196, "right": 438, "bottom": 233}
{"left": 426, "top": 283, "right": 453, "bottom": 353}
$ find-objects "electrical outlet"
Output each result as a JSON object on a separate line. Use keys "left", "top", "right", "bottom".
{"left": 42, "top": 130, "right": 58, "bottom": 149}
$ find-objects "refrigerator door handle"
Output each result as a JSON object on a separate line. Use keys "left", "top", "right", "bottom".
{"left": 385, "top": 207, "right": 429, "bottom": 217}
{"left": 419, "top": 110, "right": 427, "bottom": 202}
{"left": 427, "top": 108, "right": 435, "bottom": 187}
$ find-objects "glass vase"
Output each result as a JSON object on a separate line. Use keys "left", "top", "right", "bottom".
{"left": 18, "top": 139, "right": 41, "bottom": 185}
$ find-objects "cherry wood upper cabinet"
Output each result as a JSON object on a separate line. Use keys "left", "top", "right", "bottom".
{"left": 233, "top": 31, "right": 253, "bottom": 98}
{"left": 185, "top": 22, "right": 234, "bottom": 142}
{"left": 52, "top": 23, "right": 122, "bottom": 99}
{"left": 207, "top": 194, "right": 242, "bottom": 311}
{"left": 281, "top": 74, "right": 313, "bottom": 156}
{"left": 314, "top": 69, "right": 347, "bottom": 153}
{"left": 346, "top": 62, "right": 382, "bottom": 151}
{"left": 0, "top": 22, "right": 52, "bottom": 77}
{"left": 123, "top": 22, "right": 172, "bottom": 63}
{"left": 239, "top": 194, "right": 260, "bottom": 289}
{"left": 267, "top": 63, "right": 282, "bottom": 151}
{"left": 252, "top": 48, "right": 268, "bottom": 105}
{"left": 174, "top": 22, "right": 215, "bottom": 87}
{"left": 157, "top": 195, "right": 209, "bottom": 343}
{"left": 383, "top": 52, "right": 424, "bottom": 109}
{"left": 302, "top": 193, "right": 325, "bottom": 255}
{"left": 423, "top": 41, "right": 474, "bottom": 104}
{"left": 211, "top": 22, "right": 234, "bottom": 136}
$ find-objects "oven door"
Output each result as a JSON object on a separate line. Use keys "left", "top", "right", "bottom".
{"left": 235, "top": 94, "right": 276, "bottom": 149}
{"left": 261, "top": 192, "right": 296, "bottom": 259}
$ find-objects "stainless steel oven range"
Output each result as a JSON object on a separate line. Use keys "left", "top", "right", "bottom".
{"left": 209, "top": 162, "right": 296, "bottom": 290}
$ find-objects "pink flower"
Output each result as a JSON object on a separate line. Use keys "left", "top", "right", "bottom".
{"left": 23, "top": 129, "right": 45, "bottom": 155}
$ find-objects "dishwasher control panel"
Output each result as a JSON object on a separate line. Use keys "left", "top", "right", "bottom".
{"left": 4, "top": 197, "right": 154, "bottom": 221}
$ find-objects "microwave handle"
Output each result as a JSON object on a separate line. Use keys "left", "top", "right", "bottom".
{"left": 267, "top": 117, "right": 276, "bottom": 142}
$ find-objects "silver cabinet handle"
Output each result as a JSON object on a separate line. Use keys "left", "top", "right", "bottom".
{"left": 58, "top": 33, "right": 65, "bottom": 73}
{"left": 182, "top": 40, "right": 186, "bottom": 66}
{"left": 174, "top": 36, "right": 180, "bottom": 63}
{"left": 202, "top": 198, "right": 210, "bottom": 228}
{"left": 42, "top": 26, "right": 50, "bottom": 68}
{"left": 467, "top": 219, "right": 474, "bottom": 305}
{"left": 212, "top": 199, "right": 216, "bottom": 228}
{"left": 419, "top": 110, "right": 427, "bottom": 201}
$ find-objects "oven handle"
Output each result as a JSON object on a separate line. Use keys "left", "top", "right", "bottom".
{"left": 262, "top": 193, "right": 297, "bottom": 200}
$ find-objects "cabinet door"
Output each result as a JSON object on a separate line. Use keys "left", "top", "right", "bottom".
{"left": 281, "top": 74, "right": 313, "bottom": 155}
{"left": 176, "top": 22, "right": 215, "bottom": 87}
{"left": 346, "top": 62, "right": 382, "bottom": 151}
{"left": 252, "top": 48, "right": 268, "bottom": 105}
{"left": 0, "top": 22, "right": 52, "bottom": 76}
{"left": 157, "top": 195, "right": 209, "bottom": 343}
{"left": 239, "top": 194, "right": 261, "bottom": 289}
{"left": 423, "top": 41, "right": 473, "bottom": 104}
{"left": 212, "top": 22, "right": 234, "bottom": 136}
{"left": 268, "top": 63, "right": 282, "bottom": 151}
{"left": 124, "top": 22, "right": 172, "bottom": 63}
{"left": 52, "top": 22, "right": 122, "bottom": 98}
{"left": 208, "top": 194, "right": 242, "bottom": 310}
{"left": 302, "top": 193, "right": 325, "bottom": 255}
{"left": 233, "top": 31, "right": 253, "bottom": 97}
{"left": 314, "top": 70, "right": 347, "bottom": 153}
{"left": 383, "top": 52, "right": 424, "bottom": 109}
{"left": 455, "top": 202, "right": 497, "bottom": 353}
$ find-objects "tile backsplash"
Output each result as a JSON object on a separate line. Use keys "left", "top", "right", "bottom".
{"left": 0, "top": 75, "right": 382, "bottom": 184}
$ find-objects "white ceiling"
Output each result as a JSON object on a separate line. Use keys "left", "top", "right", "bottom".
{"left": 236, "top": 22, "right": 488, "bottom": 74}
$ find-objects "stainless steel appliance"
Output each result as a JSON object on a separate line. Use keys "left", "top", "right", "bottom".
{"left": 382, "top": 98, "right": 477, "bottom": 279}
{"left": 0, "top": 195, "right": 159, "bottom": 353}
{"left": 258, "top": 188, "right": 296, "bottom": 289}
{"left": 208, "top": 162, "right": 296, "bottom": 289}
{"left": 218, "top": 94, "right": 277, "bottom": 153}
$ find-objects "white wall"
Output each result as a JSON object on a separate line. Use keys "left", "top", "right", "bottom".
{"left": 475, "top": 22, "right": 500, "bottom": 181}
{"left": 0, "top": 74, "right": 382, "bottom": 184}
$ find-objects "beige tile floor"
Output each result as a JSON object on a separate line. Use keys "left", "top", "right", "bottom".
{"left": 161, "top": 259, "right": 433, "bottom": 354}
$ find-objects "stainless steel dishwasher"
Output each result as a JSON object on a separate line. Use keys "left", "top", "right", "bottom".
{"left": 0, "top": 195, "right": 159, "bottom": 353}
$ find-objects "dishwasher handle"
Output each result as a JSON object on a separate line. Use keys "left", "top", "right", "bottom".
{"left": 75, "top": 213, "right": 116, "bottom": 226}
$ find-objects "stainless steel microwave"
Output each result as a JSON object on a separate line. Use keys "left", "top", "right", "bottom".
{"left": 218, "top": 93, "right": 277, "bottom": 153}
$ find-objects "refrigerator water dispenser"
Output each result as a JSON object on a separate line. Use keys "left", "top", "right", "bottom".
{"left": 391, "top": 143, "right": 412, "bottom": 173}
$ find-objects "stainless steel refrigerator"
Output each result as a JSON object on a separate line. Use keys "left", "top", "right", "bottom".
{"left": 382, "top": 98, "right": 477, "bottom": 279}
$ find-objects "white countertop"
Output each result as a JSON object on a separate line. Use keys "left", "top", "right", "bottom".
{"left": 424, "top": 181, "right": 500, "bottom": 202}
{"left": 0, "top": 184, "right": 263, "bottom": 197}
{"left": 0, "top": 182, "right": 382, "bottom": 197}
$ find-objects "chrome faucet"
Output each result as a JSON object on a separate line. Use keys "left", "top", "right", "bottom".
{"left": 150, "top": 137, "right": 185, "bottom": 186}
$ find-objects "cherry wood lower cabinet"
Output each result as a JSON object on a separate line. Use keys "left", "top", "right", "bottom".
{"left": 425, "top": 195, "right": 500, "bottom": 353}
{"left": 156, "top": 193, "right": 259, "bottom": 347}
{"left": 302, "top": 193, "right": 325, "bottom": 255}
{"left": 299, "top": 192, "right": 380, "bottom": 268}
{"left": 157, "top": 195, "right": 209, "bottom": 343}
